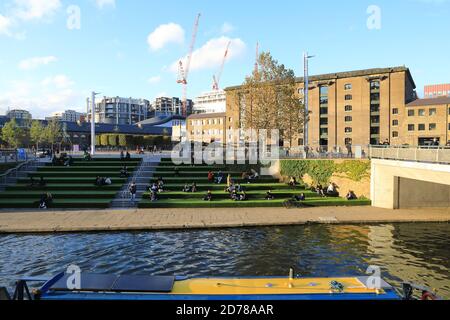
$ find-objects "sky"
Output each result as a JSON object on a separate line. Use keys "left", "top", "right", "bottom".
{"left": 0, "top": 0, "right": 449, "bottom": 119}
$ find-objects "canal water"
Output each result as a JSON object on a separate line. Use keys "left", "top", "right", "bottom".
{"left": 0, "top": 223, "right": 449, "bottom": 298}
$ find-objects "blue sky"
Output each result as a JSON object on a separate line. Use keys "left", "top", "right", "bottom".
{"left": 0, "top": 0, "right": 449, "bottom": 118}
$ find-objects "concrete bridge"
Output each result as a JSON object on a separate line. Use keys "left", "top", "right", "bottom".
{"left": 369, "top": 147, "right": 450, "bottom": 209}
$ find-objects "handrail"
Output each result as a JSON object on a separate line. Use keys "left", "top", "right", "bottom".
{"left": 0, "top": 159, "right": 38, "bottom": 186}
{"left": 369, "top": 146, "right": 450, "bottom": 164}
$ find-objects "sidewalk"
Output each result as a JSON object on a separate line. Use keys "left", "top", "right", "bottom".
{"left": 0, "top": 206, "right": 448, "bottom": 234}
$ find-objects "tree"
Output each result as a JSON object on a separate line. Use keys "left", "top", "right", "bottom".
{"left": 43, "top": 119, "right": 62, "bottom": 151}
{"left": 30, "top": 120, "right": 45, "bottom": 149}
{"left": 239, "top": 52, "right": 305, "bottom": 147}
{"left": 0, "top": 119, "right": 26, "bottom": 148}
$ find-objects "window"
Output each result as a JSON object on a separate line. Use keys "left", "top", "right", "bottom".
{"left": 392, "top": 131, "right": 399, "bottom": 138}
{"left": 345, "top": 105, "right": 352, "bottom": 112}
{"left": 344, "top": 84, "right": 352, "bottom": 90}
{"left": 345, "top": 127, "right": 352, "bottom": 133}
{"left": 370, "top": 81, "right": 380, "bottom": 90}
{"left": 429, "top": 108, "right": 437, "bottom": 116}
{"left": 429, "top": 123, "right": 436, "bottom": 131}
{"left": 345, "top": 94, "right": 352, "bottom": 101}
{"left": 345, "top": 138, "right": 353, "bottom": 145}
{"left": 392, "top": 108, "right": 399, "bottom": 115}
{"left": 345, "top": 116, "right": 352, "bottom": 122}
{"left": 408, "top": 124, "right": 415, "bottom": 131}
{"left": 418, "top": 109, "right": 425, "bottom": 116}
{"left": 418, "top": 124, "right": 425, "bottom": 131}
{"left": 408, "top": 110, "right": 415, "bottom": 117}
{"left": 392, "top": 120, "right": 399, "bottom": 126}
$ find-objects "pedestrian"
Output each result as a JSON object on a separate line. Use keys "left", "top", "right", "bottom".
{"left": 129, "top": 181, "right": 137, "bottom": 201}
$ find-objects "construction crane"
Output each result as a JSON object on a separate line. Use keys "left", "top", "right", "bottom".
{"left": 254, "top": 41, "right": 259, "bottom": 75}
{"left": 177, "top": 13, "right": 201, "bottom": 117}
{"left": 212, "top": 40, "right": 231, "bottom": 91}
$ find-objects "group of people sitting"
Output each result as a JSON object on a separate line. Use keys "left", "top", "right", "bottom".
{"left": 95, "top": 176, "right": 112, "bottom": 186}
{"left": 241, "top": 169, "right": 259, "bottom": 183}
{"left": 313, "top": 183, "right": 340, "bottom": 198}
{"left": 120, "top": 166, "right": 130, "bottom": 178}
{"left": 39, "top": 193, "right": 53, "bottom": 209}
{"left": 182, "top": 182, "right": 198, "bottom": 193}
{"left": 52, "top": 152, "right": 74, "bottom": 167}
{"left": 147, "top": 177, "right": 165, "bottom": 201}
{"left": 120, "top": 150, "right": 132, "bottom": 161}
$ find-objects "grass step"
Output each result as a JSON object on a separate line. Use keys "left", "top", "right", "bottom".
{"left": 0, "top": 191, "right": 117, "bottom": 199}
{"left": 45, "top": 161, "right": 141, "bottom": 167}
{"left": 138, "top": 198, "right": 371, "bottom": 209}
{"left": 37, "top": 166, "right": 138, "bottom": 172}
{"left": 146, "top": 177, "right": 279, "bottom": 184}
{"left": 143, "top": 190, "right": 318, "bottom": 200}
{"left": 17, "top": 177, "right": 128, "bottom": 184}
{"left": 0, "top": 198, "right": 112, "bottom": 209}
{"left": 27, "top": 172, "right": 131, "bottom": 178}
{"left": 5, "top": 184, "right": 123, "bottom": 192}
{"left": 150, "top": 183, "right": 302, "bottom": 191}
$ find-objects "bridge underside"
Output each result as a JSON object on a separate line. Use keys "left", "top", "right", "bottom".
{"left": 371, "top": 159, "right": 450, "bottom": 209}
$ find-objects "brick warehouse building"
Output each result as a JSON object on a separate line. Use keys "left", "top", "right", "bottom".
{"left": 224, "top": 66, "right": 450, "bottom": 148}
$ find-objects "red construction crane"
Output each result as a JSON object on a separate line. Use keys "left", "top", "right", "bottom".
{"left": 212, "top": 40, "right": 231, "bottom": 91}
{"left": 177, "top": 13, "right": 201, "bottom": 117}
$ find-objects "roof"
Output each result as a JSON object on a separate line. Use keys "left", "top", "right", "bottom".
{"left": 225, "top": 66, "right": 416, "bottom": 91}
{"left": 406, "top": 96, "right": 450, "bottom": 107}
{"left": 187, "top": 112, "right": 227, "bottom": 120}
{"left": 137, "top": 115, "right": 185, "bottom": 126}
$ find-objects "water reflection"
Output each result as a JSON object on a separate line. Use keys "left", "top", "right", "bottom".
{"left": 0, "top": 223, "right": 448, "bottom": 298}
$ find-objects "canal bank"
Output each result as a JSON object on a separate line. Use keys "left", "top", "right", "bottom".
{"left": 0, "top": 206, "right": 448, "bottom": 234}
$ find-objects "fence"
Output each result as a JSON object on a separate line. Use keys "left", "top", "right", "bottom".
{"left": 369, "top": 146, "right": 450, "bottom": 164}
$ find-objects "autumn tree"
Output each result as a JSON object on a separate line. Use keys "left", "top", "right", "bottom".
{"left": 239, "top": 52, "right": 305, "bottom": 147}
{"left": 0, "top": 119, "right": 27, "bottom": 148}
{"left": 30, "top": 120, "right": 45, "bottom": 150}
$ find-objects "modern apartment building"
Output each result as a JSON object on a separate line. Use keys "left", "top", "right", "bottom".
{"left": 87, "top": 96, "right": 150, "bottom": 125}
{"left": 193, "top": 90, "right": 226, "bottom": 114}
{"left": 186, "top": 112, "right": 227, "bottom": 144}
{"left": 225, "top": 66, "right": 419, "bottom": 148}
{"left": 46, "top": 110, "right": 86, "bottom": 123}
{"left": 6, "top": 109, "right": 32, "bottom": 121}
{"left": 153, "top": 97, "right": 193, "bottom": 116}
{"left": 424, "top": 84, "right": 450, "bottom": 99}
{"left": 402, "top": 96, "right": 450, "bottom": 146}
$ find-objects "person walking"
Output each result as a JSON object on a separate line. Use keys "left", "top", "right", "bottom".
{"left": 129, "top": 181, "right": 137, "bottom": 202}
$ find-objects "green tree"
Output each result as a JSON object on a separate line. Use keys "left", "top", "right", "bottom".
{"left": 30, "top": 120, "right": 45, "bottom": 149}
{"left": 100, "top": 135, "right": 109, "bottom": 146}
{"left": 239, "top": 51, "right": 305, "bottom": 146}
{"left": 43, "top": 119, "right": 62, "bottom": 151}
{"left": 118, "top": 135, "right": 127, "bottom": 147}
{"left": 108, "top": 134, "right": 118, "bottom": 147}
{"left": 0, "top": 119, "right": 25, "bottom": 148}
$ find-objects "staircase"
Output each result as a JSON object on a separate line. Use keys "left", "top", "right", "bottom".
{"left": 110, "top": 157, "right": 159, "bottom": 209}
{"left": 0, "top": 159, "right": 46, "bottom": 192}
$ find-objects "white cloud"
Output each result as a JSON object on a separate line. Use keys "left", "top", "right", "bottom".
{"left": 170, "top": 36, "right": 246, "bottom": 73}
{"left": 0, "top": 75, "right": 82, "bottom": 118}
{"left": 0, "top": 14, "right": 13, "bottom": 35}
{"left": 221, "top": 22, "right": 235, "bottom": 34}
{"left": 95, "top": 0, "right": 116, "bottom": 9}
{"left": 148, "top": 76, "right": 161, "bottom": 84}
{"left": 18, "top": 56, "right": 57, "bottom": 70}
{"left": 147, "top": 23, "right": 185, "bottom": 51}
{"left": 14, "top": 0, "right": 62, "bottom": 21}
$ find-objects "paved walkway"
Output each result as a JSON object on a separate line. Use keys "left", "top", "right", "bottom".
{"left": 0, "top": 206, "right": 448, "bottom": 233}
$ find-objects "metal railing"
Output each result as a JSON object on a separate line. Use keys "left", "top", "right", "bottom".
{"left": 369, "top": 146, "right": 450, "bottom": 164}
{"left": 0, "top": 159, "right": 39, "bottom": 186}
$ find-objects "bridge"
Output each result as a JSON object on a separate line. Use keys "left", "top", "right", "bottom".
{"left": 369, "top": 146, "right": 450, "bottom": 209}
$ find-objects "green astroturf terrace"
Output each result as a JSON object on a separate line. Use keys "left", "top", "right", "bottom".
{"left": 0, "top": 158, "right": 141, "bottom": 209}
{"left": 138, "top": 159, "right": 371, "bottom": 209}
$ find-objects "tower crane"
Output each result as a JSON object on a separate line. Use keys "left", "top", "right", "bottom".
{"left": 177, "top": 13, "right": 201, "bottom": 117}
{"left": 212, "top": 40, "right": 231, "bottom": 91}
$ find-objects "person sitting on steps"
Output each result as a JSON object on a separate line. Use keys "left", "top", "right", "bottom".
{"left": 83, "top": 151, "right": 92, "bottom": 161}
{"left": 265, "top": 190, "right": 275, "bottom": 200}
{"left": 346, "top": 190, "right": 358, "bottom": 201}
{"left": 182, "top": 183, "right": 191, "bottom": 193}
{"left": 39, "top": 193, "right": 53, "bottom": 209}
{"left": 288, "top": 177, "right": 298, "bottom": 188}
{"left": 239, "top": 191, "right": 248, "bottom": 201}
{"left": 293, "top": 193, "right": 306, "bottom": 202}
{"left": 315, "top": 184, "right": 326, "bottom": 197}
{"left": 203, "top": 190, "right": 213, "bottom": 201}
{"left": 191, "top": 183, "right": 198, "bottom": 193}
{"left": 207, "top": 171, "right": 215, "bottom": 183}
{"left": 216, "top": 171, "right": 224, "bottom": 184}
{"left": 326, "top": 182, "right": 339, "bottom": 197}
{"left": 129, "top": 182, "right": 137, "bottom": 201}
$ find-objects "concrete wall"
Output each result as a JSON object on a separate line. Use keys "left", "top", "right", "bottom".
{"left": 371, "top": 159, "right": 450, "bottom": 209}
{"left": 398, "top": 178, "right": 450, "bottom": 208}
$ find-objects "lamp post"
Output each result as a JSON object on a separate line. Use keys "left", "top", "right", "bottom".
{"left": 90, "top": 91, "right": 100, "bottom": 155}
{"left": 303, "top": 52, "right": 315, "bottom": 147}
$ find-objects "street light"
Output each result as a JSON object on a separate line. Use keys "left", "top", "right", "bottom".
{"left": 303, "top": 52, "right": 315, "bottom": 148}
{"left": 91, "top": 91, "right": 100, "bottom": 155}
